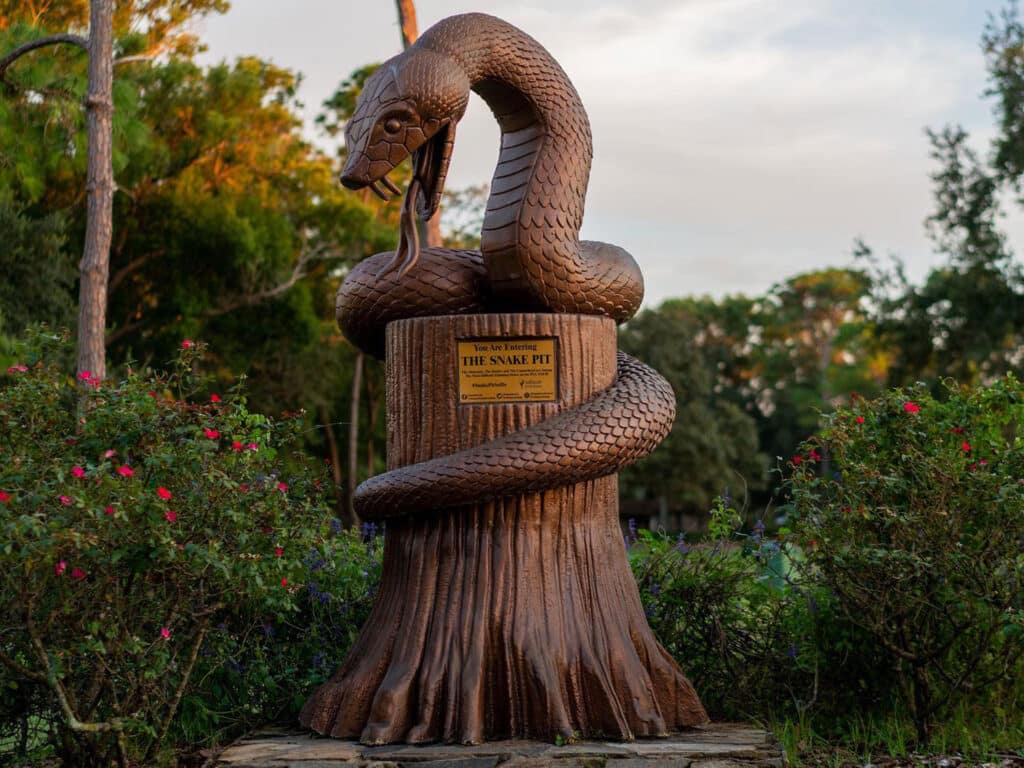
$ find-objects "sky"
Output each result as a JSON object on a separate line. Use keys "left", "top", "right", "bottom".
{"left": 196, "top": 0, "right": 1020, "bottom": 306}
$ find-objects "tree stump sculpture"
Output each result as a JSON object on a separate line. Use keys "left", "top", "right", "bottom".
{"left": 300, "top": 12, "right": 708, "bottom": 745}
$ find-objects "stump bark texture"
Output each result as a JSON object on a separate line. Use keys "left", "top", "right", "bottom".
{"left": 299, "top": 314, "right": 707, "bottom": 744}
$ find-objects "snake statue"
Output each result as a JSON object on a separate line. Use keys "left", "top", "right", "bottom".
{"left": 335, "top": 12, "right": 677, "bottom": 520}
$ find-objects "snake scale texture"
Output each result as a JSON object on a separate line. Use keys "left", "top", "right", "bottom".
{"left": 335, "top": 13, "right": 675, "bottom": 521}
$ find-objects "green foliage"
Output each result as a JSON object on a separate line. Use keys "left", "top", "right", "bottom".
{"left": 630, "top": 496, "right": 890, "bottom": 724}
{"left": 785, "top": 378, "right": 1024, "bottom": 740}
{"left": 0, "top": 332, "right": 375, "bottom": 765}
{"left": 0, "top": 201, "right": 75, "bottom": 339}
{"left": 866, "top": 4, "right": 1024, "bottom": 387}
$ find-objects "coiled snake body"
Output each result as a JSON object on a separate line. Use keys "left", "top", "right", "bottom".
{"left": 337, "top": 13, "right": 675, "bottom": 520}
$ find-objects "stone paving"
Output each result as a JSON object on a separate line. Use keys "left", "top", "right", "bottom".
{"left": 215, "top": 723, "right": 785, "bottom": 767}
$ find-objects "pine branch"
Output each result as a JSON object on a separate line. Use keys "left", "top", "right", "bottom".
{"left": 0, "top": 33, "right": 88, "bottom": 88}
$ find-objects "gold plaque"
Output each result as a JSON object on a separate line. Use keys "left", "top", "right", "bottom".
{"left": 457, "top": 337, "right": 558, "bottom": 404}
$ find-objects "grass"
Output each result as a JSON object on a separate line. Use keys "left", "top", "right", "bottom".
{"left": 773, "top": 703, "right": 1024, "bottom": 766}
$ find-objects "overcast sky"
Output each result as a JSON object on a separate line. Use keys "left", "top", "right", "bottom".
{"left": 196, "top": 0, "right": 1020, "bottom": 306}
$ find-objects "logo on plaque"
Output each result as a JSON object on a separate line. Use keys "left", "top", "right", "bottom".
{"left": 457, "top": 338, "right": 558, "bottom": 404}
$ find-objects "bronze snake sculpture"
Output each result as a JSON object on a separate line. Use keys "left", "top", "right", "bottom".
{"left": 335, "top": 12, "right": 677, "bottom": 520}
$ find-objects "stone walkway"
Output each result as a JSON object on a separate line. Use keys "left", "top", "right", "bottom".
{"left": 216, "top": 723, "right": 784, "bottom": 767}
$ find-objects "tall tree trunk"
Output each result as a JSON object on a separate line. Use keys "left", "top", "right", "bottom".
{"left": 320, "top": 405, "right": 348, "bottom": 526}
{"left": 346, "top": 351, "right": 364, "bottom": 528}
{"left": 77, "top": 0, "right": 114, "bottom": 379}
{"left": 394, "top": 0, "right": 419, "bottom": 49}
{"left": 394, "top": 0, "right": 442, "bottom": 249}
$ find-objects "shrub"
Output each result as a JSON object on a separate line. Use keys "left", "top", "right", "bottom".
{"left": 630, "top": 497, "right": 824, "bottom": 720}
{"left": 0, "top": 332, "right": 376, "bottom": 766}
{"left": 786, "top": 378, "right": 1024, "bottom": 742}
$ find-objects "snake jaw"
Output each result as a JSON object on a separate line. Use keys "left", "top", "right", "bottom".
{"left": 413, "top": 118, "right": 456, "bottom": 222}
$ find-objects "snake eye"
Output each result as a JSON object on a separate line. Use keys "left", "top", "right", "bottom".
{"left": 384, "top": 118, "right": 402, "bottom": 134}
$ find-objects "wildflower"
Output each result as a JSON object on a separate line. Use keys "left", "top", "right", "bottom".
{"left": 807, "top": 539, "right": 816, "bottom": 549}
{"left": 181, "top": 339, "right": 194, "bottom": 349}
{"left": 65, "top": 438, "right": 77, "bottom": 445}
{"left": 628, "top": 517, "right": 637, "bottom": 537}
{"left": 792, "top": 455, "right": 803, "bottom": 465}
{"left": 808, "top": 449, "right": 822, "bottom": 461}
{"left": 7, "top": 365, "right": 28, "bottom": 373}
{"left": 786, "top": 643, "right": 799, "bottom": 659}
{"left": 148, "top": 390, "right": 157, "bottom": 398}
{"left": 78, "top": 370, "right": 92, "bottom": 381}
{"left": 246, "top": 442, "right": 258, "bottom": 451}
{"left": 969, "top": 463, "right": 978, "bottom": 472}
{"left": 55, "top": 561, "right": 67, "bottom": 576}
{"left": 165, "top": 511, "right": 178, "bottom": 522}
{"left": 0, "top": 491, "right": 10, "bottom": 504}
{"left": 277, "top": 481, "right": 288, "bottom": 492}
{"left": 232, "top": 440, "right": 243, "bottom": 451}
{"left": 204, "top": 428, "right": 220, "bottom": 440}
{"left": 855, "top": 415, "right": 865, "bottom": 424}
{"left": 329, "top": 518, "right": 343, "bottom": 535}
{"left": 71, "top": 567, "right": 86, "bottom": 580}
{"left": 157, "top": 486, "right": 172, "bottom": 500}
{"left": 951, "top": 427, "right": 965, "bottom": 434}
{"left": 903, "top": 401, "right": 920, "bottom": 413}
{"left": 961, "top": 441, "right": 971, "bottom": 453}
{"left": 650, "top": 583, "right": 661, "bottom": 597}
{"left": 160, "top": 627, "right": 171, "bottom": 640}
{"left": 59, "top": 495, "right": 73, "bottom": 506}
{"left": 210, "top": 394, "right": 221, "bottom": 403}
{"left": 71, "top": 465, "right": 86, "bottom": 478}
{"left": 979, "top": 460, "right": 988, "bottom": 467}
{"left": 280, "top": 577, "right": 288, "bottom": 587}
{"left": 104, "top": 449, "right": 116, "bottom": 459}
{"left": 275, "top": 547, "right": 284, "bottom": 557}
{"left": 305, "top": 548, "right": 326, "bottom": 571}
{"left": 104, "top": 505, "right": 115, "bottom": 515}
{"left": 675, "top": 534, "right": 689, "bottom": 555}
{"left": 117, "top": 465, "right": 134, "bottom": 477}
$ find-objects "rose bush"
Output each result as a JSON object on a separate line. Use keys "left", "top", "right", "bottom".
{"left": 785, "top": 378, "right": 1024, "bottom": 741}
{"left": 0, "top": 332, "right": 377, "bottom": 766}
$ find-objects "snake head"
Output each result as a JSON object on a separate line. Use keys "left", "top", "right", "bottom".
{"left": 340, "top": 49, "right": 469, "bottom": 222}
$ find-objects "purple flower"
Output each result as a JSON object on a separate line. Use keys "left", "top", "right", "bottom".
{"left": 304, "top": 547, "right": 326, "bottom": 571}
{"left": 675, "top": 534, "right": 688, "bottom": 555}
{"left": 329, "top": 518, "right": 343, "bottom": 535}
{"left": 628, "top": 517, "right": 637, "bottom": 537}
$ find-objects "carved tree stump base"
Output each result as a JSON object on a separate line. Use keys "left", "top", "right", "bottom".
{"left": 299, "top": 314, "right": 707, "bottom": 744}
